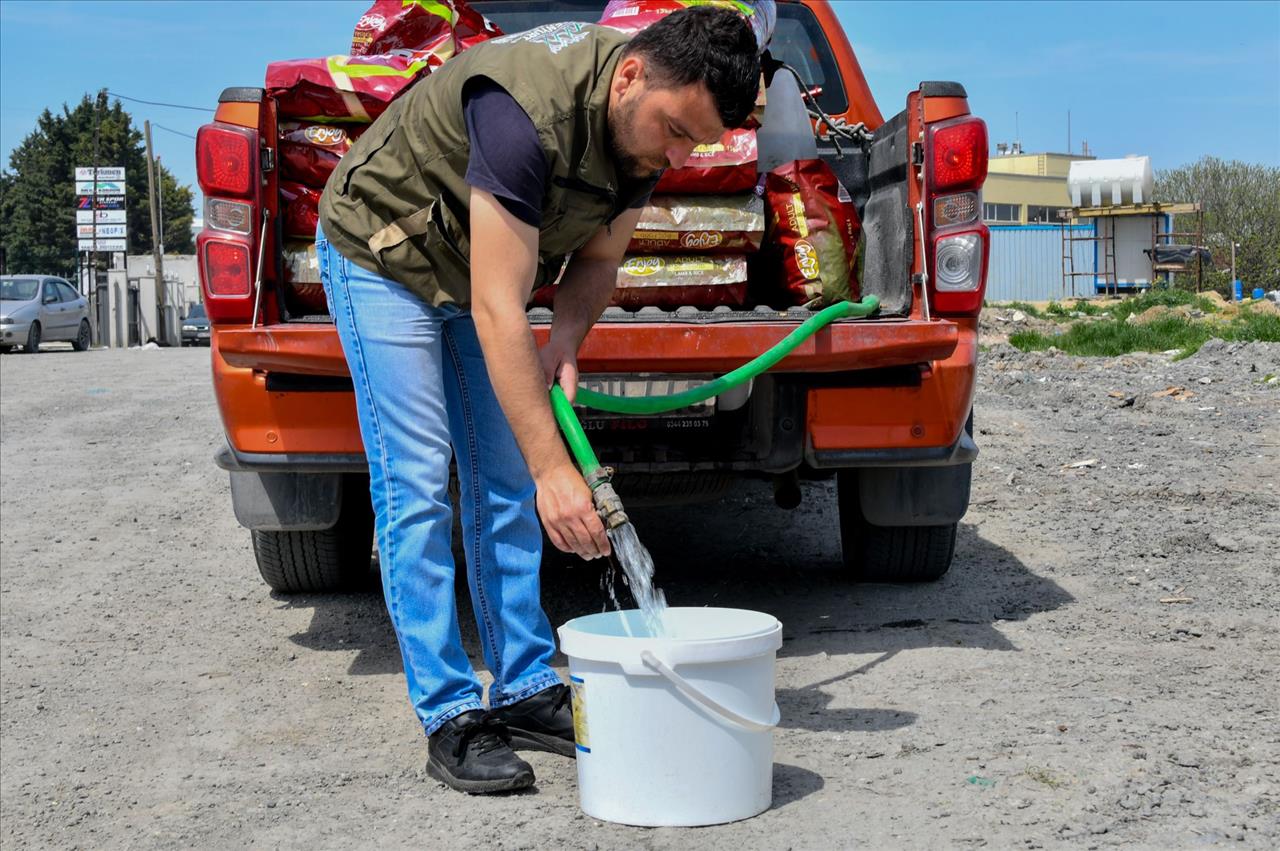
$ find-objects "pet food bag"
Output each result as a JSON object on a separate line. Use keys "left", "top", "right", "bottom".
{"left": 629, "top": 193, "right": 764, "bottom": 254}
{"left": 278, "top": 122, "right": 366, "bottom": 188}
{"left": 267, "top": 51, "right": 445, "bottom": 122}
{"left": 762, "top": 159, "right": 860, "bottom": 306}
{"left": 612, "top": 255, "right": 749, "bottom": 308}
{"left": 599, "top": 0, "right": 776, "bottom": 52}
{"left": 279, "top": 182, "right": 322, "bottom": 240}
{"left": 282, "top": 241, "right": 329, "bottom": 314}
{"left": 655, "top": 128, "right": 758, "bottom": 195}
{"left": 351, "top": 0, "right": 501, "bottom": 57}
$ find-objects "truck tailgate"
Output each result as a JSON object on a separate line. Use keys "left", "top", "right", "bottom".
{"left": 216, "top": 318, "right": 958, "bottom": 376}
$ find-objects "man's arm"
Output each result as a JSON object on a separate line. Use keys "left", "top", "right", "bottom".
{"left": 539, "top": 206, "right": 644, "bottom": 402}
{"left": 469, "top": 187, "right": 610, "bottom": 559}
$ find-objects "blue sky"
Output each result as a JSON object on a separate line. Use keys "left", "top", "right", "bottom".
{"left": 2, "top": 0, "right": 1278, "bottom": 207}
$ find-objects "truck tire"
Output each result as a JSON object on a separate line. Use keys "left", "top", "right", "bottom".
{"left": 251, "top": 480, "right": 375, "bottom": 593}
{"left": 837, "top": 471, "right": 957, "bottom": 582}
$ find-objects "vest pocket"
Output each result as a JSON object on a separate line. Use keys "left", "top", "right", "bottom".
{"left": 368, "top": 200, "right": 470, "bottom": 293}
{"left": 338, "top": 121, "right": 398, "bottom": 196}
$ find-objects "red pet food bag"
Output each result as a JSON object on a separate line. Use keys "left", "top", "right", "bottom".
{"left": 267, "top": 51, "right": 445, "bottom": 122}
{"left": 282, "top": 241, "right": 329, "bottom": 314}
{"left": 612, "top": 255, "right": 749, "bottom": 309}
{"left": 278, "top": 122, "right": 366, "bottom": 188}
{"left": 351, "top": 0, "right": 501, "bottom": 57}
{"left": 763, "top": 159, "right": 860, "bottom": 306}
{"left": 280, "top": 182, "right": 322, "bottom": 240}
{"left": 628, "top": 193, "right": 764, "bottom": 254}
{"left": 655, "top": 128, "right": 758, "bottom": 195}
{"left": 599, "top": 1, "right": 776, "bottom": 51}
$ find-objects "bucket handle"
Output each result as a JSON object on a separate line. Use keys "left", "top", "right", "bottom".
{"left": 640, "top": 650, "right": 780, "bottom": 733}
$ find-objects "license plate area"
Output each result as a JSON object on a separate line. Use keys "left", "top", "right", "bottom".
{"left": 576, "top": 374, "right": 715, "bottom": 420}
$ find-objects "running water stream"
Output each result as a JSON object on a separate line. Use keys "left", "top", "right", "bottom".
{"left": 605, "top": 521, "right": 668, "bottom": 636}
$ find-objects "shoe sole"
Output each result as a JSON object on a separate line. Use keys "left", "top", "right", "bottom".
{"left": 508, "top": 729, "right": 576, "bottom": 758}
{"left": 425, "top": 758, "right": 535, "bottom": 794}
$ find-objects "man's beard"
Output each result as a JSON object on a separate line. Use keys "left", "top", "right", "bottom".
{"left": 607, "top": 96, "right": 661, "bottom": 180}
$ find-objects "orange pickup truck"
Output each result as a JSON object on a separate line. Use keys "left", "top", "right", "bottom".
{"left": 198, "top": 0, "right": 988, "bottom": 593}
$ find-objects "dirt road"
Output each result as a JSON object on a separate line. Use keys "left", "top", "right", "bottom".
{"left": 2, "top": 340, "right": 1277, "bottom": 848}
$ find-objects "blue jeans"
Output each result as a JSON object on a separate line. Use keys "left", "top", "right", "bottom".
{"left": 316, "top": 222, "right": 561, "bottom": 735}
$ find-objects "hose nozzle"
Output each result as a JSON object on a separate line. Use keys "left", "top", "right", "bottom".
{"left": 586, "top": 469, "right": 629, "bottom": 530}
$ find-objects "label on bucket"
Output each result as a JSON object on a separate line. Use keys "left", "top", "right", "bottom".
{"left": 570, "top": 675, "right": 590, "bottom": 753}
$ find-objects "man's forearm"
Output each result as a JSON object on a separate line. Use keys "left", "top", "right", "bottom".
{"left": 549, "top": 256, "right": 618, "bottom": 350}
{"left": 472, "top": 300, "right": 571, "bottom": 480}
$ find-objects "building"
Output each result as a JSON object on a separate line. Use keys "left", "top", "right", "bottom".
{"left": 126, "top": 254, "right": 201, "bottom": 318}
{"left": 983, "top": 147, "right": 1093, "bottom": 225}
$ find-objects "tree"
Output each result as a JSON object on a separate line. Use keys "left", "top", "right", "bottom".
{"left": 0, "top": 92, "right": 196, "bottom": 277}
{"left": 1155, "top": 157, "right": 1280, "bottom": 293}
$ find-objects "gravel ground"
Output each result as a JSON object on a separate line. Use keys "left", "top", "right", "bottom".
{"left": 2, "top": 337, "right": 1278, "bottom": 849}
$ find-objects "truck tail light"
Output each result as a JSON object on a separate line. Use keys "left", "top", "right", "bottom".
{"left": 204, "top": 240, "right": 252, "bottom": 296}
{"left": 932, "top": 192, "right": 979, "bottom": 227}
{"left": 196, "top": 119, "right": 266, "bottom": 325}
{"left": 929, "top": 119, "right": 988, "bottom": 192}
{"left": 205, "top": 198, "right": 253, "bottom": 234}
{"left": 923, "top": 116, "right": 989, "bottom": 316}
{"left": 197, "top": 124, "right": 257, "bottom": 198}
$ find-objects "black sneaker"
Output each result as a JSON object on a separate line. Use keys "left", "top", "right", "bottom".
{"left": 491, "top": 683, "right": 576, "bottom": 758}
{"left": 426, "top": 711, "right": 535, "bottom": 794}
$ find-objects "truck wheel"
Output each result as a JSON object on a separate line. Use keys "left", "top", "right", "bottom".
{"left": 251, "top": 480, "right": 375, "bottom": 593}
{"left": 836, "top": 471, "right": 957, "bottom": 582}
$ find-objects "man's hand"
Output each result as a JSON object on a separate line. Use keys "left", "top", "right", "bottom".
{"left": 539, "top": 335, "right": 580, "bottom": 404}
{"left": 469, "top": 188, "right": 609, "bottom": 560}
{"left": 536, "top": 463, "right": 611, "bottom": 559}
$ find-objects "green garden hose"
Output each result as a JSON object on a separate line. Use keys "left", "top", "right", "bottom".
{"left": 550, "top": 294, "right": 880, "bottom": 483}
{"left": 574, "top": 296, "right": 879, "bottom": 414}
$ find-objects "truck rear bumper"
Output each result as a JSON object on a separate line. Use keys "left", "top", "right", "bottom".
{"left": 210, "top": 317, "right": 976, "bottom": 468}
{"left": 214, "top": 318, "right": 958, "bottom": 375}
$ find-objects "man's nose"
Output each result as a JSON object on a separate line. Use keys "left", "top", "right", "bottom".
{"left": 665, "top": 142, "right": 696, "bottom": 170}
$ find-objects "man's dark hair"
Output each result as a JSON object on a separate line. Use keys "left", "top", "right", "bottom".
{"left": 619, "top": 6, "right": 761, "bottom": 129}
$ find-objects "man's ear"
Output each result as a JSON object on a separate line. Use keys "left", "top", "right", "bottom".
{"left": 613, "top": 54, "right": 645, "bottom": 99}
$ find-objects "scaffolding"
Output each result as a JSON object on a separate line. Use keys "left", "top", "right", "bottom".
{"left": 1060, "top": 202, "right": 1205, "bottom": 298}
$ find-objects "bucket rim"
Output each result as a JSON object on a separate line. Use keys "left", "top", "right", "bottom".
{"left": 558, "top": 607, "right": 782, "bottom": 669}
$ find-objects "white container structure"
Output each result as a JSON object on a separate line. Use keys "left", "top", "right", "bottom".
{"left": 1068, "top": 156, "right": 1154, "bottom": 207}
{"left": 558, "top": 607, "right": 782, "bottom": 827}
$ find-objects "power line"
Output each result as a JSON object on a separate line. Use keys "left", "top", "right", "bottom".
{"left": 153, "top": 123, "right": 197, "bottom": 141}
{"left": 104, "top": 91, "right": 214, "bottom": 113}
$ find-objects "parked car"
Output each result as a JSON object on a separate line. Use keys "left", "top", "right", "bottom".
{"left": 0, "top": 275, "right": 92, "bottom": 353}
{"left": 181, "top": 304, "right": 211, "bottom": 346}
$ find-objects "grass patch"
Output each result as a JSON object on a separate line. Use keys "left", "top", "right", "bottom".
{"left": 1009, "top": 303, "right": 1280, "bottom": 358}
{"left": 1105, "top": 288, "right": 1220, "bottom": 323}
{"left": 1045, "top": 299, "right": 1106, "bottom": 318}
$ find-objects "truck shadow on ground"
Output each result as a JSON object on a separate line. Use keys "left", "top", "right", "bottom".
{"left": 281, "top": 482, "right": 1075, "bottom": 714}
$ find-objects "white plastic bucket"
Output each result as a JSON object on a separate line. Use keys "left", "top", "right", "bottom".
{"left": 557, "top": 607, "right": 782, "bottom": 827}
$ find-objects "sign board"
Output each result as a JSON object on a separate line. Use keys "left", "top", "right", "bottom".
{"left": 75, "top": 180, "right": 127, "bottom": 196}
{"left": 78, "top": 238, "right": 127, "bottom": 252}
{"left": 77, "top": 224, "right": 128, "bottom": 239}
{"left": 75, "top": 166, "right": 126, "bottom": 181}
{"left": 77, "top": 196, "right": 126, "bottom": 210}
{"left": 76, "top": 209, "right": 127, "bottom": 224}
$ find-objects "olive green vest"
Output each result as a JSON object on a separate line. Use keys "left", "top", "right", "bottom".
{"left": 318, "top": 23, "right": 648, "bottom": 307}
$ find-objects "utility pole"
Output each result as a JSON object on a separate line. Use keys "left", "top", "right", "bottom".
{"left": 89, "top": 89, "right": 103, "bottom": 343}
{"left": 144, "top": 120, "right": 168, "bottom": 344}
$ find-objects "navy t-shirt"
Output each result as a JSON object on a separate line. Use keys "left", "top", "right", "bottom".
{"left": 462, "top": 76, "right": 654, "bottom": 229}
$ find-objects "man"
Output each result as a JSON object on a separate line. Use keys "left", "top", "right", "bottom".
{"left": 317, "top": 7, "right": 760, "bottom": 794}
